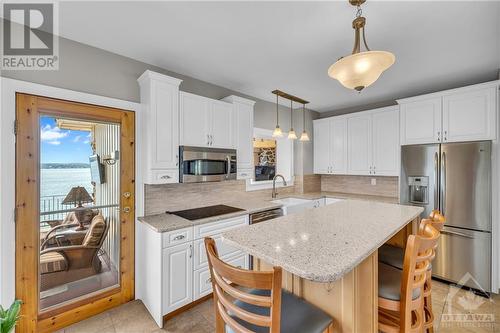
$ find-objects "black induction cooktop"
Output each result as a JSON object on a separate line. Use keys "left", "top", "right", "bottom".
{"left": 168, "top": 204, "right": 245, "bottom": 221}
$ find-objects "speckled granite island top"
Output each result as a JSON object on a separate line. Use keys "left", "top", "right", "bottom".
{"left": 222, "top": 199, "right": 423, "bottom": 283}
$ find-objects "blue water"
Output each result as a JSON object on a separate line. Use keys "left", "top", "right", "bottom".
{"left": 41, "top": 168, "right": 93, "bottom": 198}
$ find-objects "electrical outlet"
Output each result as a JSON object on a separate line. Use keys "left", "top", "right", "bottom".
{"left": 371, "top": 178, "right": 377, "bottom": 186}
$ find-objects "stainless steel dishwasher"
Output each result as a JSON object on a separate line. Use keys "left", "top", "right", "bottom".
{"left": 248, "top": 208, "right": 283, "bottom": 269}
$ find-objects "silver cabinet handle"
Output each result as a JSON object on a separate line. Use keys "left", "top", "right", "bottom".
{"left": 189, "top": 244, "right": 193, "bottom": 258}
{"left": 161, "top": 175, "right": 171, "bottom": 179}
{"left": 444, "top": 130, "right": 448, "bottom": 141}
{"left": 441, "top": 230, "right": 473, "bottom": 239}
{"left": 437, "top": 131, "right": 441, "bottom": 142}
{"left": 206, "top": 277, "right": 212, "bottom": 284}
{"left": 175, "top": 154, "right": 178, "bottom": 167}
{"left": 173, "top": 234, "right": 185, "bottom": 241}
{"left": 241, "top": 173, "right": 247, "bottom": 176}
{"left": 207, "top": 134, "right": 210, "bottom": 146}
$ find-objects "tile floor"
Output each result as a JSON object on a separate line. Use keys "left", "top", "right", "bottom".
{"left": 57, "top": 280, "right": 500, "bottom": 333}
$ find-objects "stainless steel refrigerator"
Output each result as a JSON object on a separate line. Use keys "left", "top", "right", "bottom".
{"left": 401, "top": 141, "right": 492, "bottom": 291}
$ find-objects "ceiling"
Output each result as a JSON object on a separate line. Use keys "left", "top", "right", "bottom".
{"left": 57, "top": 1, "right": 500, "bottom": 112}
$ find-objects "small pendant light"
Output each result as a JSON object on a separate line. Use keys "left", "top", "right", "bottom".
{"left": 299, "top": 103, "right": 310, "bottom": 141}
{"left": 272, "top": 94, "right": 283, "bottom": 138}
{"left": 288, "top": 100, "right": 297, "bottom": 140}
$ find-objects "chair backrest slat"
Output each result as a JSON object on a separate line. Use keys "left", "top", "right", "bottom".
{"left": 205, "top": 237, "right": 283, "bottom": 333}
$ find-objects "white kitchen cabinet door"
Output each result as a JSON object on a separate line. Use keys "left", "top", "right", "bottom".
{"left": 210, "top": 100, "right": 233, "bottom": 148}
{"left": 313, "top": 120, "right": 331, "bottom": 174}
{"left": 234, "top": 103, "right": 254, "bottom": 169}
{"left": 180, "top": 92, "right": 210, "bottom": 147}
{"left": 330, "top": 117, "right": 348, "bottom": 174}
{"left": 372, "top": 109, "right": 400, "bottom": 176}
{"left": 400, "top": 97, "right": 442, "bottom": 145}
{"left": 162, "top": 242, "right": 193, "bottom": 314}
{"left": 442, "top": 87, "right": 497, "bottom": 143}
{"left": 347, "top": 114, "right": 372, "bottom": 175}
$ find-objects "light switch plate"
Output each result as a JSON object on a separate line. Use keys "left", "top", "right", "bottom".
{"left": 371, "top": 178, "right": 376, "bottom": 186}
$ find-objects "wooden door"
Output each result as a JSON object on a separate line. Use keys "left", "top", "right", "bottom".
{"left": 15, "top": 93, "right": 135, "bottom": 332}
{"left": 180, "top": 92, "right": 210, "bottom": 147}
{"left": 347, "top": 114, "right": 373, "bottom": 175}
{"left": 210, "top": 100, "right": 233, "bottom": 148}
{"left": 442, "top": 87, "right": 497, "bottom": 143}
{"left": 400, "top": 97, "right": 442, "bottom": 145}
{"left": 372, "top": 108, "right": 400, "bottom": 176}
{"left": 313, "top": 119, "right": 331, "bottom": 174}
{"left": 330, "top": 117, "right": 348, "bottom": 174}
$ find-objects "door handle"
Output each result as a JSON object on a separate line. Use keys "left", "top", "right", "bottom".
{"left": 434, "top": 152, "right": 439, "bottom": 211}
{"left": 226, "top": 155, "right": 231, "bottom": 179}
{"left": 441, "top": 230, "right": 473, "bottom": 239}
{"left": 123, "top": 191, "right": 131, "bottom": 198}
{"left": 441, "top": 151, "right": 446, "bottom": 216}
{"left": 123, "top": 207, "right": 131, "bottom": 213}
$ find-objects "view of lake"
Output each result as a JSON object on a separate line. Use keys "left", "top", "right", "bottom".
{"left": 41, "top": 168, "right": 93, "bottom": 198}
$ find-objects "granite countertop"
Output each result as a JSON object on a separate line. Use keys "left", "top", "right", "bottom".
{"left": 138, "top": 191, "right": 399, "bottom": 233}
{"left": 137, "top": 198, "right": 283, "bottom": 233}
{"left": 222, "top": 199, "right": 422, "bottom": 283}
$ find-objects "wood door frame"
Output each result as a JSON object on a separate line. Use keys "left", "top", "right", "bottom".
{"left": 15, "top": 93, "right": 136, "bottom": 332}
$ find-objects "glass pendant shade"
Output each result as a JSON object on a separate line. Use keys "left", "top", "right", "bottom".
{"left": 288, "top": 129, "right": 297, "bottom": 140}
{"left": 328, "top": 51, "right": 394, "bottom": 91}
{"left": 328, "top": 2, "right": 394, "bottom": 92}
{"left": 273, "top": 125, "right": 283, "bottom": 138}
{"left": 300, "top": 131, "right": 310, "bottom": 141}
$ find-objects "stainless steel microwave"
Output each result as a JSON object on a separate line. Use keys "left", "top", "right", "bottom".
{"left": 179, "top": 146, "right": 237, "bottom": 183}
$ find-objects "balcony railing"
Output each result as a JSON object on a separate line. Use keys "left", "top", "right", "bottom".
{"left": 40, "top": 195, "right": 74, "bottom": 225}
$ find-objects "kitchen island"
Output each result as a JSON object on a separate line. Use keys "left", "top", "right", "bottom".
{"left": 222, "top": 199, "right": 423, "bottom": 333}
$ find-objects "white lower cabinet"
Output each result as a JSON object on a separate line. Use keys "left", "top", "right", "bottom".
{"left": 138, "top": 215, "right": 249, "bottom": 326}
{"left": 162, "top": 242, "right": 193, "bottom": 314}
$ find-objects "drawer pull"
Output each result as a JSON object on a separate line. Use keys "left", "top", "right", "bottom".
{"left": 206, "top": 277, "right": 212, "bottom": 284}
{"left": 173, "top": 235, "right": 185, "bottom": 241}
{"left": 160, "top": 175, "right": 171, "bottom": 180}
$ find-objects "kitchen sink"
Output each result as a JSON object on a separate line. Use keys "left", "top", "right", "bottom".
{"left": 272, "top": 197, "right": 343, "bottom": 215}
{"left": 271, "top": 197, "right": 312, "bottom": 206}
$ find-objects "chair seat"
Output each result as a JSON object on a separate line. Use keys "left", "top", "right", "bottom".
{"left": 40, "top": 252, "right": 67, "bottom": 274}
{"left": 227, "top": 289, "right": 332, "bottom": 333}
{"left": 379, "top": 244, "right": 432, "bottom": 271}
{"left": 379, "top": 263, "right": 421, "bottom": 301}
{"left": 379, "top": 244, "right": 404, "bottom": 270}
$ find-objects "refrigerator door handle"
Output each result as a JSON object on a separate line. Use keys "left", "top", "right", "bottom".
{"left": 441, "top": 151, "right": 446, "bottom": 216}
{"left": 441, "top": 229, "right": 474, "bottom": 239}
{"left": 434, "top": 152, "right": 439, "bottom": 211}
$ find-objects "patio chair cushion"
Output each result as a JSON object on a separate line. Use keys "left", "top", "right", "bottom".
{"left": 40, "top": 252, "right": 67, "bottom": 274}
{"left": 83, "top": 215, "right": 106, "bottom": 246}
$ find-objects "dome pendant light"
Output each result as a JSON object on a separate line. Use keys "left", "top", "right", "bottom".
{"left": 272, "top": 94, "right": 283, "bottom": 138}
{"left": 288, "top": 100, "right": 297, "bottom": 140}
{"left": 299, "top": 103, "right": 310, "bottom": 142}
{"left": 328, "top": 0, "right": 395, "bottom": 92}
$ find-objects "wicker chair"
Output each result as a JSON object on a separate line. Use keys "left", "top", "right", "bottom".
{"left": 40, "top": 215, "right": 109, "bottom": 292}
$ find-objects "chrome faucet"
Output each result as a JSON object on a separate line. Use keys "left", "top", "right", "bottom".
{"left": 272, "top": 174, "right": 287, "bottom": 199}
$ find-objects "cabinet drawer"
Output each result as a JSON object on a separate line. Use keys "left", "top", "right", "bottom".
{"left": 194, "top": 215, "right": 248, "bottom": 239}
{"left": 193, "top": 253, "right": 248, "bottom": 300}
{"left": 162, "top": 227, "right": 193, "bottom": 248}
{"left": 150, "top": 169, "right": 179, "bottom": 184}
{"left": 237, "top": 168, "right": 253, "bottom": 180}
{"left": 193, "top": 236, "right": 242, "bottom": 270}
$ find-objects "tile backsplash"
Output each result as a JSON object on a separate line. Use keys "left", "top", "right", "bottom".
{"left": 321, "top": 175, "right": 398, "bottom": 198}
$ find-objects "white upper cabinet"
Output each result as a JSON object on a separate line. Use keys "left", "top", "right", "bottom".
{"left": 138, "top": 70, "right": 182, "bottom": 184}
{"left": 180, "top": 92, "right": 210, "bottom": 147}
{"left": 399, "top": 83, "right": 498, "bottom": 145}
{"left": 313, "top": 119, "right": 331, "bottom": 174}
{"left": 371, "top": 108, "right": 400, "bottom": 176}
{"left": 442, "top": 87, "right": 496, "bottom": 143}
{"left": 347, "top": 114, "right": 373, "bottom": 175}
{"left": 400, "top": 97, "right": 442, "bottom": 145}
{"left": 313, "top": 117, "right": 347, "bottom": 175}
{"left": 180, "top": 92, "right": 234, "bottom": 148}
{"left": 210, "top": 100, "right": 233, "bottom": 148}
{"left": 223, "top": 95, "right": 256, "bottom": 172}
{"left": 330, "top": 117, "right": 348, "bottom": 174}
{"left": 314, "top": 107, "right": 399, "bottom": 177}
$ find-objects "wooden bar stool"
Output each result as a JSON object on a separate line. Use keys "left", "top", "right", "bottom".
{"left": 379, "top": 211, "right": 445, "bottom": 333}
{"left": 204, "top": 238, "right": 334, "bottom": 333}
{"left": 378, "top": 223, "right": 440, "bottom": 333}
